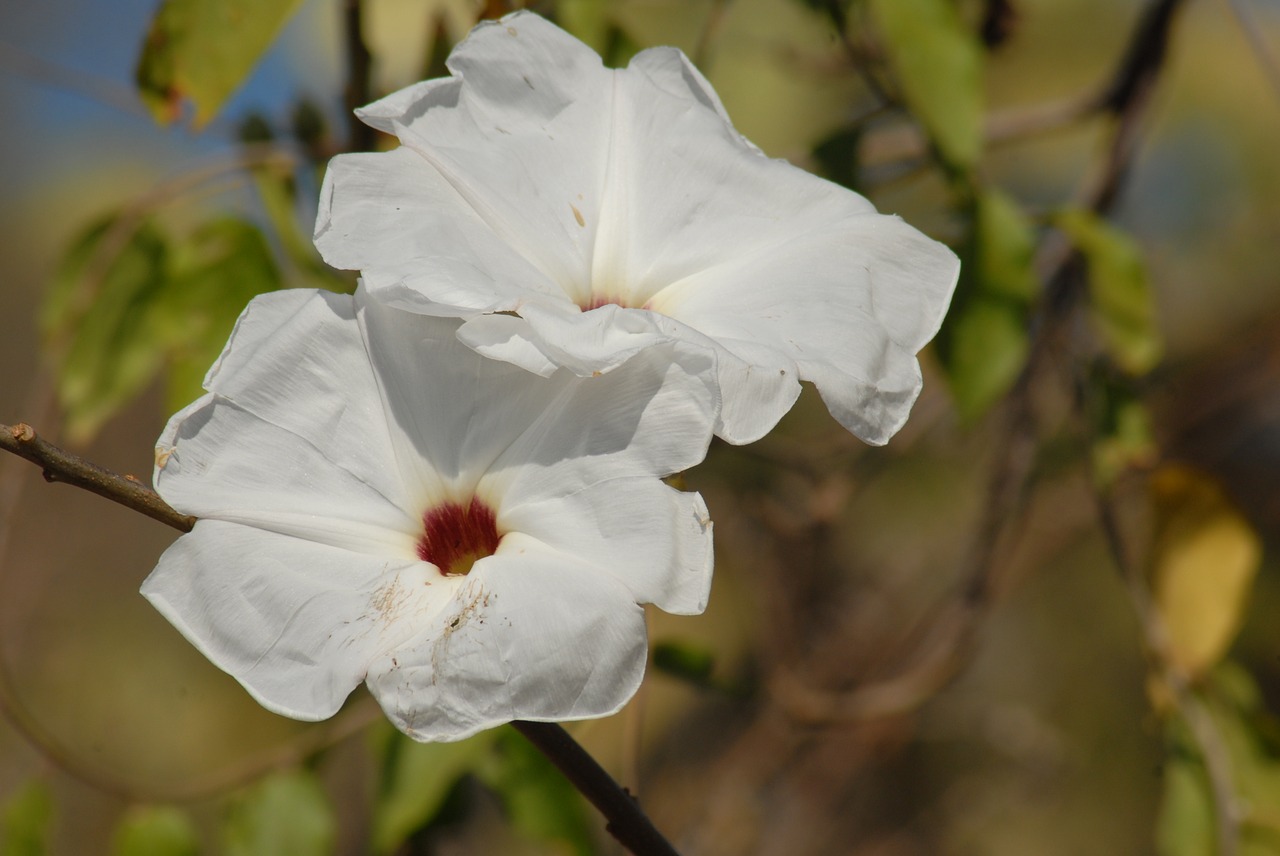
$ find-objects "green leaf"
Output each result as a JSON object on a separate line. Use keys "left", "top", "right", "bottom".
{"left": 1156, "top": 745, "right": 1215, "bottom": 856}
{"left": 223, "top": 770, "right": 335, "bottom": 856}
{"left": 974, "top": 190, "right": 1038, "bottom": 301}
{"left": 111, "top": 806, "right": 199, "bottom": 856}
{"left": 1, "top": 780, "right": 53, "bottom": 856}
{"left": 158, "top": 218, "right": 285, "bottom": 412}
{"left": 477, "top": 728, "right": 596, "bottom": 856}
{"left": 1056, "top": 208, "right": 1162, "bottom": 375}
{"left": 1090, "top": 384, "right": 1157, "bottom": 488}
{"left": 369, "top": 725, "right": 498, "bottom": 855}
{"left": 653, "top": 639, "right": 716, "bottom": 686}
{"left": 939, "top": 189, "right": 1038, "bottom": 421}
{"left": 941, "top": 297, "right": 1028, "bottom": 422}
{"left": 42, "top": 215, "right": 286, "bottom": 440}
{"left": 136, "top": 0, "right": 306, "bottom": 127}
{"left": 1158, "top": 668, "right": 1280, "bottom": 855}
{"left": 868, "top": 0, "right": 983, "bottom": 171}
{"left": 43, "top": 217, "right": 172, "bottom": 443}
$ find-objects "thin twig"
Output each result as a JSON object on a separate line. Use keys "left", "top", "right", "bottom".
{"left": 513, "top": 721, "right": 681, "bottom": 856}
{"left": 0, "top": 423, "right": 193, "bottom": 532}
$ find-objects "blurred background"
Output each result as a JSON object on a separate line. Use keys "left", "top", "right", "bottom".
{"left": 1, "top": 0, "right": 1279, "bottom": 853}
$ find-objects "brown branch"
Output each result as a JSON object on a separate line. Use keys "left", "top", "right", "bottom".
{"left": 513, "top": 721, "right": 681, "bottom": 856}
{"left": 1, "top": 423, "right": 193, "bottom": 532}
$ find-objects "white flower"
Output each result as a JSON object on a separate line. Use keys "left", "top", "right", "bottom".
{"left": 141, "top": 286, "right": 717, "bottom": 742}
{"left": 314, "top": 11, "right": 959, "bottom": 445}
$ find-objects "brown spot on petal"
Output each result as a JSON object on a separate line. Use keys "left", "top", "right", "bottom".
{"left": 155, "top": 447, "right": 174, "bottom": 469}
{"left": 570, "top": 203, "right": 585, "bottom": 228}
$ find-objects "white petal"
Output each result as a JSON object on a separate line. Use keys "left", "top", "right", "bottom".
{"left": 142, "top": 520, "right": 447, "bottom": 721}
{"left": 466, "top": 305, "right": 797, "bottom": 445}
{"left": 365, "top": 542, "right": 647, "bottom": 742}
{"left": 350, "top": 12, "right": 617, "bottom": 304}
{"left": 169, "top": 289, "right": 413, "bottom": 515}
{"left": 357, "top": 292, "right": 718, "bottom": 498}
{"left": 662, "top": 214, "right": 960, "bottom": 444}
{"left": 501, "top": 481, "right": 713, "bottom": 615}
{"left": 314, "top": 149, "right": 558, "bottom": 311}
{"left": 458, "top": 303, "right": 673, "bottom": 378}
{"left": 479, "top": 334, "right": 719, "bottom": 501}
{"left": 158, "top": 397, "right": 417, "bottom": 555}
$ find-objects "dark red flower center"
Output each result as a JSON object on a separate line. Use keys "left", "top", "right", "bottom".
{"left": 417, "top": 500, "right": 502, "bottom": 576}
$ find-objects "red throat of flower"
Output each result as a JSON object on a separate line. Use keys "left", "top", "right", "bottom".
{"left": 417, "top": 500, "right": 502, "bottom": 576}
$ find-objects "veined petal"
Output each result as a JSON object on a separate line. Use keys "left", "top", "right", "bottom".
{"left": 480, "top": 332, "right": 719, "bottom": 498}
{"left": 351, "top": 13, "right": 617, "bottom": 304}
{"left": 365, "top": 542, "right": 647, "bottom": 742}
{"left": 315, "top": 150, "right": 558, "bottom": 312}
{"left": 358, "top": 292, "right": 718, "bottom": 497}
{"left": 662, "top": 213, "right": 960, "bottom": 444}
{"left": 501, "top": 481, "right": 713, "bottom": 615}
{"left": 158, "top": 397, "right": 417, "bottom": 556}
{"left": 177, "top": 288, "right": 412, "bottom": 513}
{"left": 142, "top": 520, "right": 449, "bottom": 721}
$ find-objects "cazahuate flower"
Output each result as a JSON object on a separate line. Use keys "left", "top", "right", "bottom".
{"left": 315, "top": 11, "right": 959, "bottom": 445}
{"left": 141, "top": 287, "right": 717, "bottom": 742}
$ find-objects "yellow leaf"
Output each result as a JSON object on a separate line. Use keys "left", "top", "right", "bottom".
{"left": 1151, "top": 465, "right": 1261, "bottom": 680}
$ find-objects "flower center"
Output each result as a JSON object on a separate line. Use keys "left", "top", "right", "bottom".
{"left": 578, "top": 294, "right": 653, "bottom": 312}
{"left": 417, "top": 499, "right": 502, "bottom": 576}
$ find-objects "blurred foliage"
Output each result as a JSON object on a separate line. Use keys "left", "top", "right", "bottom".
{"left": 939, "top": 188, "right": 1039, "bottom": 421}
{"left": 40, "top": 214, "right": 288, "bottom": 442}
{"left": 110, "top": 806, "right": 200, "bottom": 856}
{"left": 868, "top": 0, "right": 984, "bottom": 172}
{"left": 475, "top": 729, "right": 597, "bottom": 856}
{"left": 1057, "top": 206, "right": 1164, "bottom": 375}
{"left": 136, "top": 0, "right": 307, "bottom": 127}
{"left": 1151, "top": 465, "right": 1261, "bottom": 681}
{"left": 1159, "top": 664, "right": 1280, "bottom": 856}
{"left": 0, "top": 780, "right": 52, "bottom": 856}
{"left": 222, "top": 770, "right": 335, "bottom": 856}
{"left": 369, "top": 724, "right": 497, "bottom": 854}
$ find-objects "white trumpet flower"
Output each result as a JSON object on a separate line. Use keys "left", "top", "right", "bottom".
{"left": 316, "top": 11, "right": 959, "bottom": 445}
{"left": 142, "top": 286, "right": 717, "bottom": 742}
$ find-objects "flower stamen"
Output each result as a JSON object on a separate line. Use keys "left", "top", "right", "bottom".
{"left": 418, "top": 499, "right": 502, "bottom": 576}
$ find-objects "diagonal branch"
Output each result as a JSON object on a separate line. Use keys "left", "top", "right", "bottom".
{"left": 1, "top": 423, "right": 193, "bottom": 532}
